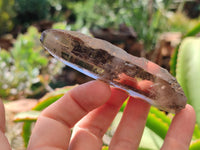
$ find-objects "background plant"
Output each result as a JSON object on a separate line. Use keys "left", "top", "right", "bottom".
{"left": 176, "top": 37, "right": 200, "bottom": 150}
{"left": 167, "top": 12, "right": 200, "bottom": 34}
{"left": 65, "top": 0, "right": 172, "bottom": 51}
{"left": 13, "top": 0, "right": 69, "bottom": 28}
{"left": 176, "top": 37, "right": 200, "bottom": 128}
{"left": 0, "top": 26, "right": 63, "bottom": 99}
{"left": 14, "top": 0, "right": 50, "bottom": 25}
{"left": 0, "top": 0, "right": 15, "bottom": 35}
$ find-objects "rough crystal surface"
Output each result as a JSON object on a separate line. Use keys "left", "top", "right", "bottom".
{"left": 40, "top": 29, "right": 187, "bottom": 113}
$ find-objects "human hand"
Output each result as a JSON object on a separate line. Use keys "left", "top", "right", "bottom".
{"left": 0, "top": 80, "right": 196, "bottom": 150}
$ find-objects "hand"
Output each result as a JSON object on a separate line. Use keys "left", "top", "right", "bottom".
{"left": 0, "top": 81, "right": 196, "bottom": 150}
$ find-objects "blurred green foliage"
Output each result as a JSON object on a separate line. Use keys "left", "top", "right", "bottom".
{"left": 0, "top": 26, "right": 46, "bottom": 98}
{"left": 0, "top": 0, "right": 15, "bottom": 35}
{"left": 168, "top": 12, "right": 200, "bottom": 34}
{"left": 14, "top": 0, "right": 50, "bottom": 26}
{"left": 66, "top": 0, "right": 172, "bottom": 50}
{"left": 0, "top": 26, "right": 63, "bottom": 99}
{"left": 1, "top": 0, "right": 200, "bottom": 50}
{"left": 13, "top": 0, "right": 71, "bottom": 27}
{"left": 0, "top": 0, "right": 67, "bottom": 35}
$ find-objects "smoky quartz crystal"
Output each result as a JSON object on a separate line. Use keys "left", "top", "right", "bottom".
{"left": 40, "top": 29, "right": 187, "bottom": 113}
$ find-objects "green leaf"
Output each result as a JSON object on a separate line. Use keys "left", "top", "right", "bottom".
{"left": 119, "top": 99, "right": 128, "bottom": 112}
{"left": 32, "top": 87, "right": 72, "bottom": 111}
{"left": 149, "top": 107, "right": 171, "bottom": 126}
{"left": 193, "top": 124, "right": 200, "bottom": 140}
{"left": 52, "top": 22, "right": 67, "bottom": 30}
{"left": 0, "top": 49, "right": 10, "bottom": 61}
{"left": 184, "top": 23, "right": 200, "bottom": 38}
{"left": 32, "top": 94, "right": 63, "bottom": 111}
{"left": 139, "top": 127, "right": 163, "bottom": 150}
{"left": 170, "top": 23, "right": 200, "bottom": 76}
{"left": 14, "top": 111, "right": 41, "bottom": 122}
{"left": 145, "top": 107, "right": 171, "bottom": 140}
{"left": 102, "top": 146, "right": 108, "bottom": 150}
{"left": 22, "top": 122, "right": 32, "bottom": 147}
{"left": 176, "top": 37, "right": 200, "bottom": 127}
{"left": 190, "top": 139, "right": 200, "bottom": 150}
{"left": 146, "top": 111, "right": 169, "bottom": 139}
{"left": 170, "top": 46, "right": 179, "bottom": 76}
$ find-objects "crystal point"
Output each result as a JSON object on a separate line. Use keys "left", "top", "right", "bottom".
{"left": 41, "top": 29, "right": 187, "bottom": 113}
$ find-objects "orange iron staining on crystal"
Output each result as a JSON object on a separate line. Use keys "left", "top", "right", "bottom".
{"left": 40, "top": 29, "right": 187, "bottom": 113}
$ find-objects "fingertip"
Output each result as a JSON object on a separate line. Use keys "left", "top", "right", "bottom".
{"left": 178, "top": 104, "right": 196, "bottom": 125}
{"left": 174, "top": 104, "right": 196, "bottom": 135}
{"left": 185, "top": 104, "right": 196, "bottom": 116}
{"left": 177, "top": 104, "right": 196, "bottom": 120}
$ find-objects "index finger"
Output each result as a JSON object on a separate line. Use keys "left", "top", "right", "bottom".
{"left": 27, "top": 80, "right": 111, "bottom": 150}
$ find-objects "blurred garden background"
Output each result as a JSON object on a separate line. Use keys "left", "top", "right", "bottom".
{"left": 0, "top": 0, "right": 200, "bottom": 149}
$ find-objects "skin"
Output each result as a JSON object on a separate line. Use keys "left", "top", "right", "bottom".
{"left": 0, "top": 80, "right": 196, "bottom": 150}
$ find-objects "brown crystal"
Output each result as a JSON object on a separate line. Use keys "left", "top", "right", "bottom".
{"left": 40, "top": 29, "right": 187, "bottom": 113}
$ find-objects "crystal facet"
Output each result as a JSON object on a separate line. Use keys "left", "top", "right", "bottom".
{"left": 40, "top": 29, "right": 187, "bottom": 113}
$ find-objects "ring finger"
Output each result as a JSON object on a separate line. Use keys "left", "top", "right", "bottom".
{"left": 109, "top": 97, "right": 150, "bottom": 150}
